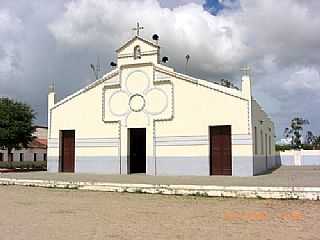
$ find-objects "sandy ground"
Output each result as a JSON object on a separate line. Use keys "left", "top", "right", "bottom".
{"left": 0, "top": 186, "right": 319, "bottom": 240}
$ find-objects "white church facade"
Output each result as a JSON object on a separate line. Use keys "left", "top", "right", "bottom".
{"left": 47, "top": 31, "right": 276, "bottom": 176}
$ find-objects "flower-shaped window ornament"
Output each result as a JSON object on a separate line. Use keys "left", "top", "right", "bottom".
{"left": 107, "top": 70, "right": 169, "bottom": 127}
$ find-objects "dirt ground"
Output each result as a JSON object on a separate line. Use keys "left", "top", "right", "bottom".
{"left": 0, "top": 186, "right": 319, "bottom": 240}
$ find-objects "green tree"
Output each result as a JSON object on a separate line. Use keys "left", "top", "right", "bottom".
{"left": 0, "top": 98, "right": 35, "bottom": 159}
{"left": 306, "top": 131, "right": 320, "bottom": 150}
{"left": 284, "top": 117, "right": 309, "bottom": 150}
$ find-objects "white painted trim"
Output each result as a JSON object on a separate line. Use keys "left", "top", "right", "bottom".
{"left": 1, "top": 178, "right": 319, "bottom": 200}
{"left": 154, "top": 65, "right": 245, "bottom": 101}
{"left": 48, "top": 138, "right": 120, "bottom": 148}
{"left": 155, "top": 134, "right": 253, "bottom": 146}
{"left": 118, "top": 50, "right": 159, "bottom": 59}
{"left": 156, "top": 135, "right": 208, "bottom": 142}
{"left": 156, "top": 141, "right": 208, "bottom": 146}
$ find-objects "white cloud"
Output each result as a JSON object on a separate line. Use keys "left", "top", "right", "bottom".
{"left": 0, "top": 9, "right": 22, "bottom": 34}
{"left": 284, "top": 67, "right": 320, "bottom": 91}
{"left": 0, "top": 9, "right": 23, "bottom": 86}
{"left": 159, "top": 0, "right": 204, "bottom": 8}
{"left": 2, "top": 0, "right": 320, "bottom": 136}
{"left": 49, "top": 0, "right": 248, "bottom": 76}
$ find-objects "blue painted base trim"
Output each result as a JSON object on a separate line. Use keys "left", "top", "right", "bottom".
{"left": 301, "top": 156, "right": 320, "bottom": 165}
{"left": 147, "top": 156, "right": 155, "bottom": 176}
{"left": 47, "top": 155, "right": 270, "bottom": 177}
{"left": 156, "top": 156, "right": 209, "bottom": 176}
{"left": 280, "top": 155, "right": 295, "bottom": 166}
{"left": 253, "top": 155, "right": 279, "bottom": 175}
{"left": 253, "top": 156, "right": 268, "bottom": 175}
{"left": 47, "top": 157, "right": 59, "bottom": 172}
{"left": 76, "top": 156, "right": 120, "bottom": 174}
{"left": 232, "top": 156, "right": 253, "bottom": 176}
{"left": 121, "top": 156, "right": 128, "bottom": 175}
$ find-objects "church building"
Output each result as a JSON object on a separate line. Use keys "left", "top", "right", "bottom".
{"left": 47, "top": 26, "right": 276, "bottom": 176}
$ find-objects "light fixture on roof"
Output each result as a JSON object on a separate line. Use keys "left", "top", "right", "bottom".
{"left": 162, "top": 56, "right": 169, "bottom": 63}
{"left": 110, "top": 61, "right": 117, "bottom": 68}
{"left": 152, "top": 34, "right": 159, "bottom": 41}
{"left": 152, "top": 34, "right": 159, "bottom": 45}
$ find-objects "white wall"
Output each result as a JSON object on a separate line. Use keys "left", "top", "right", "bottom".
{"left": 153, "top": 66, "right": 254, "bottom": 176}
{"left": 251, "top": 99, "right": 276, "bottom": 174}
{"left": 280, "top": 150, "right": 320, "bottom": 166}
{"left": 0, "top": 127, "right": 47, "bottom": 162}
{"left": 48, "top": 72, "right": 121, "bottom": 173}
{"left": 47, "top": 36, "right": 275, "bottom": 176}
{"left": 0, "top": 148, "right": 46, "bottom": 162}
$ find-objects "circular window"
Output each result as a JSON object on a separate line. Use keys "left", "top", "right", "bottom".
{"left": 129, "top": 94, "right": 145, "bottom": 112}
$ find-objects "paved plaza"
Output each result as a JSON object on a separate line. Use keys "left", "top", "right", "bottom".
{"left": 1, "top": 166, "right": 320, "bottom": 187}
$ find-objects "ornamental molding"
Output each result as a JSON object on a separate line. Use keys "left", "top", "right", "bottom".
{"left": 118, "top": 50, "right": 159, "bottom": 59}
{"left": 103, "top": 68, "right": 173, "bottom": 127}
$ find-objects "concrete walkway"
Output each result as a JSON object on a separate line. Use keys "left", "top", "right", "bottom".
{"left": 1, "top": 166, "right": 320, "bottom": 200}
{"left": 1, "top": 166, "right": 320, "bottom": 186}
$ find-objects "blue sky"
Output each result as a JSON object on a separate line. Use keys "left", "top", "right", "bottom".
{"left": 203, "top": 0, "right": 240, "bottom": 14}
{"left": 203, "top": 0, "right": 227, "bottom": 14}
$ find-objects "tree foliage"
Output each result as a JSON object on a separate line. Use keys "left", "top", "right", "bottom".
{"left": 284, "top": 117, "right": 309, "bottom": 149}
{"left": 305, "top": 131, "right": 320, "bottom": 150}
{"left": 0, "top": 98, "right": 35, "bottom": 156}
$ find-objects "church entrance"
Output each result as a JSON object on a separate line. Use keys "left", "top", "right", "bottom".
{"left": 128, "top": 128, "right": 146, "bottom": 174}
{"left": 210, "top": 125, "right": 232, "bottom": 175}
{"left": 60, "top": 130, "right": 75, "bottom": 172}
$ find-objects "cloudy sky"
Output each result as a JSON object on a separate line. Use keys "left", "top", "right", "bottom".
{"left": 1, "top": 0, "right": 320, "bottom": 139}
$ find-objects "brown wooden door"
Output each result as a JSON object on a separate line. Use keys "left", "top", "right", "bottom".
{"left": 61, "top": 130, "right": 75, "bottom": 172}
{"left": 210, "top": 125, "right": 232, "bottom": 175}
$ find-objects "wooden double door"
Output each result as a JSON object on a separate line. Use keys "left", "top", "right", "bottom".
{"left": 60, "top": 130, "right": 75, "bottom": 172}
{"left": 210, "top": 125, "right": 232, "bottom": 175}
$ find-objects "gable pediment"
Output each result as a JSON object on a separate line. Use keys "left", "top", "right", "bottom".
{"left": 116, "top": 36, "right": 160, "bottom": 66}
{"left": 116, "top": 36, "right": 159, "bottom": 54}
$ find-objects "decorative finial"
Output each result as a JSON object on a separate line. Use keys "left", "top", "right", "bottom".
{"left": 132, "top": 22, "right": 144, "bottom": 36}
{"left": 48, "top": 82, "right": 55, "bottom": 93}
{"left": 240, "top": 65, "right": 251, "bottom": 76}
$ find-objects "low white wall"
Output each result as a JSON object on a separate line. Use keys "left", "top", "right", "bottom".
{"left": 0, "top": 148, "right": 47, "bottom": 162}
{"left": 279, "top": 150, "right": 320, "bottom": 166}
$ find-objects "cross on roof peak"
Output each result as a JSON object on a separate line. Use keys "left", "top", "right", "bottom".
{"left": 132, "top": 22, "right": 144, "bottom": 36}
